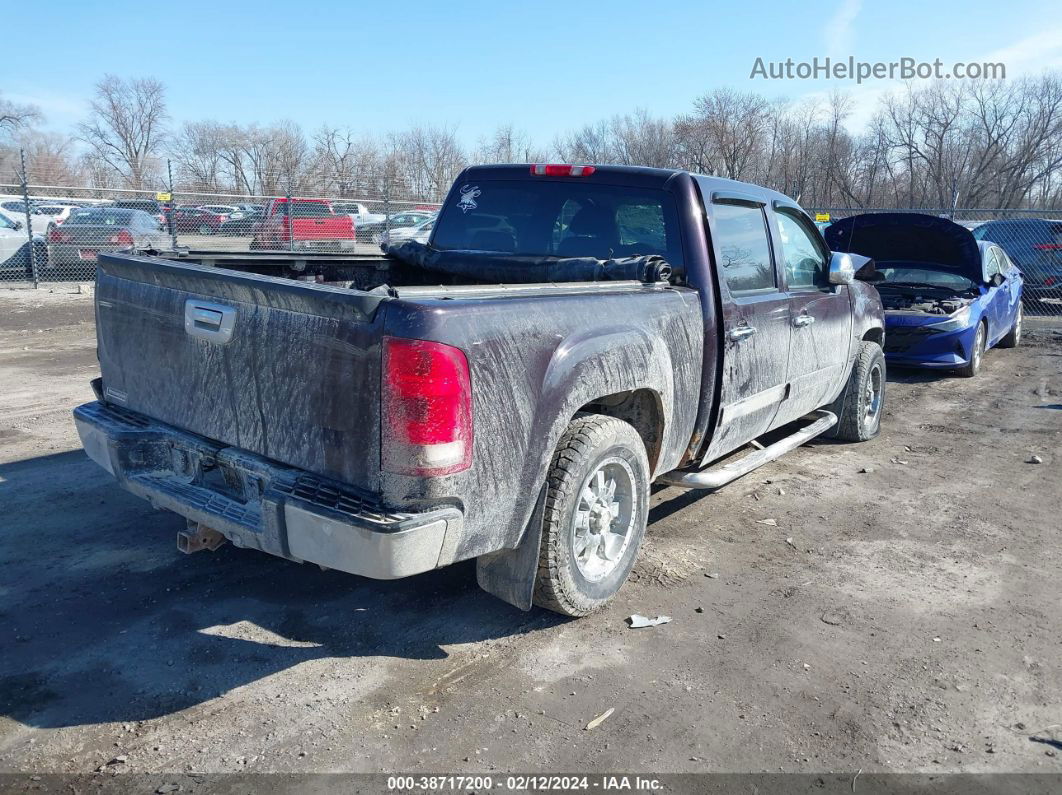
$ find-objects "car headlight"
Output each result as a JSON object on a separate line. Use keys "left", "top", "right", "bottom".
{"left": 927, "top": 305, "right": 972, "bottom": 332}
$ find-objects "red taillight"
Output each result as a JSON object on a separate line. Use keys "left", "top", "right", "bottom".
{"left": 1034, "top": 243, "right": 1062, "bottom": 250}
{"left": 48, "top": 226, "right": 66, "bottom": 243}
{"left": 382, "top": 336, "right": 472, "bottom": 476}
{"left": 110, "top": 229, "right": 134, "bottom": 246}
{"left": 1046, "top": 276, "right": 1057, "bottom": 286}
{"left": 530, "top": 164, "right": 596, "bottom": 177}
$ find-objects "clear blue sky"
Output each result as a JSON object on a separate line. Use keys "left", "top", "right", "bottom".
{"left": 4, "top": 0, "right": 1062, "bottom": 145}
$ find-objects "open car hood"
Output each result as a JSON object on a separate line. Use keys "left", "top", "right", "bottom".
{"left": 825, "top": 213, "right": 984, "bottom": 284}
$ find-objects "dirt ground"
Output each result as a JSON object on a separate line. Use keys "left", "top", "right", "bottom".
{"left": 0, "top": 286, "right": 1060, "bottom": 777}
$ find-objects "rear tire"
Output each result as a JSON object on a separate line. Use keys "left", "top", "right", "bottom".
{"left": 957, "top": 321, "right": 986, "bottom": 378}
{"left": 998, "top": 304, "right": 1022, "bottom": 348}
{"left": 824, "top": 340, "right": 885, "bottom": 442}
{"left": 533, "top": 415, "right": 650, "bottom": 617}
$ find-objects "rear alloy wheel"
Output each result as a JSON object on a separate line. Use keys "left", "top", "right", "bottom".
{"left": 533, "top": 415, "right": 649, "bottom": 617}
{"left": 825, "top": 340, "right": 885, "bottom": 442}
{"left": 958, "top": 321, "right": 986, "bottom": 378}
{"left": 198, "top": 223, "right": 212, "bottom": 236}
{"left": 998, "top": 304, "right": 1022, "bottom": 348}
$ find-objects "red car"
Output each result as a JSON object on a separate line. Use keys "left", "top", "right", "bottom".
{"left": 170, "top": 207, "right": 225, "bottom": 235}
{"left": 250, "top": 198, "right": 355, "bottom": 251}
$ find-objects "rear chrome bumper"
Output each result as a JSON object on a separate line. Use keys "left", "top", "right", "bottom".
{"left": 73, "top": 400, "right": 462, "bottom": 579}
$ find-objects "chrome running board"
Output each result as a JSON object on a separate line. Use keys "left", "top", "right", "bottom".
{"left": 657, "top": 410, "right": 838, "bottom": 490}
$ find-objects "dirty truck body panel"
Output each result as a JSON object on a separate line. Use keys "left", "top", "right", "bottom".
{"left": 76, "top": 164, "right": 882, "bottom": 600}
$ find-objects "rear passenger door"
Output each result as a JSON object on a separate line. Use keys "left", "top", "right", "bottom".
{"left": 700, "top": 193, "right": 792, "bottom": 463}
{"left": 772, "top": 205, "right": 852, "bottom": 426}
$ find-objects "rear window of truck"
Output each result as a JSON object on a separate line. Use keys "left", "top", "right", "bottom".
{"left": 432, "top": 180, "right": 684, "bottom": 266}
{"left": 276, "top": 201, "right": 334, "bottom": 218}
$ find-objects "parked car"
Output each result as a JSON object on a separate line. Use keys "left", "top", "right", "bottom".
{"left": 333, "top": 201, "right": 386, "bottom": 230}
{"left": 0, "top": 200, "right": 55, "bottom": 234}
{"left": 379, "top": 216, "right": 435, "bottom": 248}
{"left": 219, "top": 209, "right": 263, "bottom": 236}
{"left": 356, "top": 211, "right": 435, "bottom": 244}
{"left": 75, "top": 163, "right": 885, "bottom": 616}
{"left": 972, "top": 219, "right": 1062, "bottom": 312}
{"left": 112, "top": 199, "right": 169, "bottom": 226}
{"left": 198, "top": 204, "right": 244, "bottom": 220}
{"left": 170, "top": 207, "right": 225, "bottom": 235}
{"left": 34, "top": 204, "right": 80, "bottom": 227}
{"left": 250, "top": 198, "right": 355, "bottom": 250}
{"left": 0, "top": 210, "right": 46, "bottom": 277}
{"left": 47, "top": 208, "right": 168, "bottom": 271}
{"left": 827, "top": 213, "right": 1023, "bottom": 376}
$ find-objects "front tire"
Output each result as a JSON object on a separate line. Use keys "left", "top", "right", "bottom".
{"left": 533, "top": 415, "right": 650, "bottom": 617}
{"left": 957, "top": 321, "right": 986, "bottom": 378}
{"left": 825, "top": 340, "right": 885, "bottom": 442}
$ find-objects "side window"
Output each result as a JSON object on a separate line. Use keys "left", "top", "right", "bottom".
{"left": 712, "top": 202, "right": 776, "bottom": 294}
{"left": 774, "top": 209, "right": 829, "bottom": 289}
{"left": 997, "top": 249, "right": 1014, "bottom": 272}
{"left": 987, "top": 248, "right": 1004, "bottom": 277}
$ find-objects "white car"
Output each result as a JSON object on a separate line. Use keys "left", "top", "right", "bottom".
{"left": 198, "top": 204, "right": 244, "bottom": 220}
{"left": 333, "top": 201, "right": 386, "bottom": 227}
{"left": 0, "top": 200, "right": 54, "bottom": 235}
{"left": 0, "top": 211, "right": 43, "bottom": 273}
{"left": 380, "top": 216, "right": 435, "bottom": 248}
{"left": 34, "top": 204, "right": 80, "bottom": 227}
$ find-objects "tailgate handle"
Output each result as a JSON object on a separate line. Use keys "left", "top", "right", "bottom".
{"left": 185, "top": 300, "right": 236, "bottom": 344}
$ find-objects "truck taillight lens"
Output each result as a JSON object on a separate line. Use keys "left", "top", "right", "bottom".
{"left": 530, "top": 164, "right": 596, "bottom": 177}
{"left": 110, "top": 230, "right": 134, "bottom": 246}
{"left": 48, "top": 226, "right": 66, "bottom": 243}
{"left": 382, "top": 336, "right": 472, "bottom": 476}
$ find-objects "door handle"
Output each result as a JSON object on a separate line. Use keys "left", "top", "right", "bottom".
{"left": 793, "top": 314, "right": 815, "bottom": 328}
{"left": 185, "top": 299, "right": 236, "bottom": 344}
{"left": 729, "top": 325, "right": 757, "bottom": 341}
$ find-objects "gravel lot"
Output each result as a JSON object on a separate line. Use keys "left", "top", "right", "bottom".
{"left": 0, "top": 287, "right": 1060, "bottom": 777}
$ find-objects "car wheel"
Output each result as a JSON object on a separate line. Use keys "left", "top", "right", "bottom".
{"left": 958, "top": 321, "right": 986, "bottom": 378}
{"left": 824, "top": 340, "right": 885, "bottom": 442}
{"left": 533, "top": 415, "right": 649, "bottom": 617}
{"left": 998, "top": 304, "right": 1022, "bottom": 348}
{"left": 198, "top": 224, "right": 212, "bottom": 236}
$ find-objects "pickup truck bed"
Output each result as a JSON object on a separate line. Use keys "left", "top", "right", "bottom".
{"left": 79, "top": 248, "right": 703, "bottom": 586}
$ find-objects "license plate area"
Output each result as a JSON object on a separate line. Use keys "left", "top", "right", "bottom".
{"left": 170, "top": 444, "right": 262, "bottom": 505}
{"left": 79, "top": 249, "right": 99, "bottom": 261}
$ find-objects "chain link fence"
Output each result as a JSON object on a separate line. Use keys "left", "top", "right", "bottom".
{"left": 2, "top": 156, "right": 1060, "bottom": 319}
{"left": 0, "top": 152, "right": 442, "bottom": 286}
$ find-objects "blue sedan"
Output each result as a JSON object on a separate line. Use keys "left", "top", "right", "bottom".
{"left": 826, "top": 213, "right": 1023, "bottom": 377}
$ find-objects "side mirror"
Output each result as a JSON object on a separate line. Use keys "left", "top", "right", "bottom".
{"left": 990, "top": 273, "right": 1005, "bottom": 287}
{"left": 829, "top": 251, "right": 875, "bottom": 285}
{"left": 12, "top": 219, "right": 22, "bottom": 231}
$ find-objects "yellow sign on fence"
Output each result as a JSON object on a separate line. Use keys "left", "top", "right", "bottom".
{"left": 814, "top": 212, "right": 831, "bottom": 222}
{"left": 155, "top": 192, "right": 172, "bottom": 202}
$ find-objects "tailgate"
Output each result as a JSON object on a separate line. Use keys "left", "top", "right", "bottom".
{"left": 292, "top": 217, "right": 353, "bottom": 240}
{"left": 94, "top": 253, "right": 387, "bottom": 491}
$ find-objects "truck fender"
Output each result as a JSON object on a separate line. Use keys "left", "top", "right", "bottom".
{"left": 537, "top": 325, "right": 676, "bottom": 465}
{"left": 499, "top": 326, "right": 675, "bottom": 552}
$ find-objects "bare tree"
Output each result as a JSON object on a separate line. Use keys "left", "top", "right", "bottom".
{"left": 0, "top": 92, "right": 42, "bottom": 135}
{"left": 78, "top": 75, "right": 167, "bottom": 189}
{"left": 391, "top": 124, "right": 466, "bottom": 200}
{"left": 676, "top": 89, "right": 771, "bottom": 178}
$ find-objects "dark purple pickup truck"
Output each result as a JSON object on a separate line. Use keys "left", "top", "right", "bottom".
{"left": 74, "top": 164, "right": 884, "bottom": 616}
